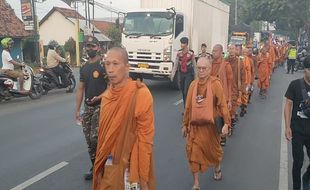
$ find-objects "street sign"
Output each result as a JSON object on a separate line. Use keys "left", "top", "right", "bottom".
{"left": 21, "top": 0, "right": 35, "bottom": 30}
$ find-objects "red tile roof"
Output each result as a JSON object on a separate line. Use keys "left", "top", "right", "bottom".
{"left": 0, "top": 0, "right": 31, "bottom": 37}
{"left": 40, "top": 6, "right": 85, "bottom": 25}
{"left": 91, "top": 20, "right": 115, "bottom": 34}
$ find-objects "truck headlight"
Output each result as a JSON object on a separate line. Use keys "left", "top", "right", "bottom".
{"left": 163, "top": 46, "right": 172, "bottom": 61}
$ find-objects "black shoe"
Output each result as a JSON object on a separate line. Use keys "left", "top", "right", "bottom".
{"left": 84, "top": 167, "right": 93, "bottom": 180}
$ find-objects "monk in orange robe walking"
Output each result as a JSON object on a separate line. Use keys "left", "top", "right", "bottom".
{"left": 182, "top": 57, "right": 230, "bottom": 190}
{"left": 226, "top": 45, "right": 245, "bottom": 126}
{"left": 93, "top": 47, "right": 156, "bottom": 190}
{"left": 240, "top": 47, "right": 253, "bottom": 117}
{"left": 211, "top": 44, "right": 233, "bottom": 141}
{"left": 257, "top": 46, "right": 271, "bottom": 99}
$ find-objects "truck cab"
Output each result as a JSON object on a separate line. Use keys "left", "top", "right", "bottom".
{"left": 122, "top": 9, "right": 186, "bottom": 87}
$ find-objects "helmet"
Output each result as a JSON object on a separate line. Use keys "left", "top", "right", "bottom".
{"left": 48, "top": 40, "right": 59, "bottom": 49}
{"left": 1, "top": 37, "right": 14, "bottom": 49}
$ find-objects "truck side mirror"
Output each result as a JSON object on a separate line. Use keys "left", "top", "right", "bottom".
{"left": 175, "top": 14, "right": 184, "bottom": 38}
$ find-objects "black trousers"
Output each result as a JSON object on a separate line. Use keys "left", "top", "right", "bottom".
{"left": 292, "top": 131, "right": 310, "bottom": 190}
{"left": 180, "top": 72, "right": 194, "bottom": 107}
{"left": 51, "top": 65, "right": 69, "bottom": 87}
{"left": 287, "top": 59, "right": 296, "bottom": 74}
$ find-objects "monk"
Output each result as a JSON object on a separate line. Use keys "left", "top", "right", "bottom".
{"left": 257, "top": 46, "right": 270, "bottom": 99}
{"left": 247, "top": 47, "right": 256, "bottom": 104}
{"left": 226, "top": 45, "right": 245, "bottom": 126}
{"left": 211, "top": 44, "right": 233, "bottom": 141}
{"left": 93, "top": 47, "right": 156, "bottom": 190}
{"left": 240, "top": 47, "right": 253, "bottom": 117}
{"left": 182, "top": 57, "right": 230, "bottom": 190}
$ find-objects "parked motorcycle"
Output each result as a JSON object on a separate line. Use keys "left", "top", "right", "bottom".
{"left": 0, "top": 64, "right": 43, "bottom": 101}
{"left": 39, "top": 62, "right": 76, "bottom": 95}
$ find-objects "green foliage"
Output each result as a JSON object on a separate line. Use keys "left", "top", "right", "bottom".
{"left": 64, "top": 37, "right": 76, "bottom": 65}
{"left": 237, "top": 0, "right": 310, "bottom": 38}
{"left": 64, "top": 37, "right": 76, "bottom": 54}
{"left": 106, "top": 26, "right": 122, "bottom": 47}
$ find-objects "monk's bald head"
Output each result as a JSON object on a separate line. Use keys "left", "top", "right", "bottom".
{"left": 212, "top": 44, "right": 223, "bottom": 60}
{"left": 197, "top": 57, "right": 212, "bottom": 80}
{"left": 106, "top": 47, "right": 128, "bottom": 64}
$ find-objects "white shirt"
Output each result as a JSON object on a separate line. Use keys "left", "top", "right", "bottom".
{"left": 1, "top": 49, "right": 14, "bottom": 70}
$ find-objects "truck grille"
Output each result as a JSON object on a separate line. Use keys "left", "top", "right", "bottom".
{"left": 128, "top": 51, "right": 162, "bottom": 62}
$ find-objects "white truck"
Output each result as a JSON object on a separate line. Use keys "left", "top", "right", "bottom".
{"left": 121, "top": 0, "right": 230, "bottom": 87}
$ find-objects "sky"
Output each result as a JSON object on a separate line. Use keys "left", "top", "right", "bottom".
{"left": 7, "top": 0, "right": 140, "bottom": 20}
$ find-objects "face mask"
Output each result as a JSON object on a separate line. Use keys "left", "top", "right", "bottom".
{"left": 87, "top": 49, "right": 97, "bottom": 58}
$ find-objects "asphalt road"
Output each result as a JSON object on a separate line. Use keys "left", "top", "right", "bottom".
{"left": 0, "top": 67, "right": 306, "bottom": 190}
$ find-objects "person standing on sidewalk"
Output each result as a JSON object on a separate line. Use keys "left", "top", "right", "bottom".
{"left": 171, "top": 37, "right": 197, "bottom": 108}
{"left": 75, "top": 36, "right": 107, "bottom": 180}
{"left": 285, "top": 55, "right": 310, "bottom": 190}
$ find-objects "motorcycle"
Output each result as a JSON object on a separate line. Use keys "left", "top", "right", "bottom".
{"left": 39, "top": 62, "right": 76, "bottom": 95}
{"left": 0, "top": 64, "right": 43, "bottom": 101}
{"left": 294, "top": 50, "right": 307, "bottom": 72}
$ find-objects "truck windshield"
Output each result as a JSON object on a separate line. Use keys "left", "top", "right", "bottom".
{"left": 123, "top": 12, "right": 174, "bottom": 37}
{"left": 230, "top": 36, "right": 246, "bottom": 46}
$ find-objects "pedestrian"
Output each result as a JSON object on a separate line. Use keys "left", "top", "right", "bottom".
{"left": 93, "top": 47, "right": 156, "bottom": 190}
{"left": 240, "top": 47, "right": 253, "bottom": 117}
{"left": 182, "top": 57, "right": 230, "bottom": 190}
{"left": 257, "top": 46, "right": 270, "bottom": 99}
{"left": 287, "top": 43, "right": 297, "bottom": 74}
{"left": 171, "top": 37, "right": 197, "bottom": 108}
{"left": 284, "top": 55, "right": 310, "bottom": 190}
{"left": 226, "top": 44, "right": 245, "bottom": 126}
{"left": 198, "top": 43, "right": 212, "bottom": 58}
{"left": 75, "top": 35, "right": 108, "bottom": 180}
{"left": 211, "top": 44, "right": 233, "bottom": 142}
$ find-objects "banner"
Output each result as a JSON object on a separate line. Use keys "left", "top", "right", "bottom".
{"left": 21, "top": 0, "right": 34, "bottom": 30}
{"left": 21, "top": 0, "right": 33, "bottom": 21}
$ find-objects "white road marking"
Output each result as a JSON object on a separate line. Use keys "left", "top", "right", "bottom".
{"left": 173, "top": 99, "right": 183, "bottom": 106}
{"left": 278, "top": 97, "right": 288, "bottom": 190}
{"left": 10, "top": 161, "right": 69, "bottom": 190}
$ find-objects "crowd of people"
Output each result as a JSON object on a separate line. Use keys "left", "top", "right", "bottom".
{"left": 73, "top": 34, "right": 309, "bottom": 190}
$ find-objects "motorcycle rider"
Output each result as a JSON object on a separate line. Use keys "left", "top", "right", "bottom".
{"left": 1, "top": 37, "right": 28, "bottom": 94}
{"left": 46, "top": 40, "right": 69, "bottom": 87}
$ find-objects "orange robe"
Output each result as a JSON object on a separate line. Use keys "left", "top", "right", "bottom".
{"left": 93, "top": 79, "right": 155, "bottom": 190}
{"left": 257, "top": 54, "right": 270, "bottom": 90}
{"left": 241, "top": 55, "right": 252, "bottom": 105}
{"left": 183, "top": 77, "right": 230, "bottom": 173}
{"left": 211, "top": 58, "right": 233, "bottom": 103}
{"left": 227, "top": 56, "right": 245, "bottom": 117}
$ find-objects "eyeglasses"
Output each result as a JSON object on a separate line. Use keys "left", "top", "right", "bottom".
{"left": 197, "top": 67, "right": 208, "bottom": 71}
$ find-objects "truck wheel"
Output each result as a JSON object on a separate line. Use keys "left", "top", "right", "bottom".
{"left": 129, "top": 73, "right": 138, "bottom": 80}
{"left": 171, "top": 71, "right": 180, "bottom": 90}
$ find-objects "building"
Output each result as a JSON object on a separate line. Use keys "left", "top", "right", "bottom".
{"left": 0, "top": 0, "right": 31, "bottom": 67}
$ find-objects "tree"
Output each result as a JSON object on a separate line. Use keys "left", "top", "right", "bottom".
{"left": 239, "top": 0, "right": 310, "bottom": 39}
{"left": 106, "top": 26, "right": 121, "bottom": 47}
{"left": 64, "top": 37, "right": 76, "bottom": 65}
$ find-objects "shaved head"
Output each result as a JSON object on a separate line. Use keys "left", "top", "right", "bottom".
{"left": 107, "top": 47, "right": 128, "bottom": 64}
{"left": 197, "top": 57, "right": 212, "bottom": 80}
{"left": 214, "top": 44, "right": 223, "bottom": 52}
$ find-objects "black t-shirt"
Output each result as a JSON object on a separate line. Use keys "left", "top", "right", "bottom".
{"left": 285, "top": 78, "right": 310, "bottom": 135}
{"left": 80, "top": 60, "right": 107, "bottom": 106}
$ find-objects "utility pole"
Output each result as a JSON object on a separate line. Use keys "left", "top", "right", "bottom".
{"left": 234, "top": 0, "right": 238, "bottom": 25}
{"left": 31, "top": 0, "right": 40, "bottom": 64}
{"left": 110, "top": 1, "right": 112, "bottom": 22}
{"left": 75, "top": 1, "right": 81, "bottom": 67}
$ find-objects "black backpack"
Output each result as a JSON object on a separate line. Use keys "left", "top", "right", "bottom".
{"left": 300, "top": 78, "right": 310, "bottom": 118}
